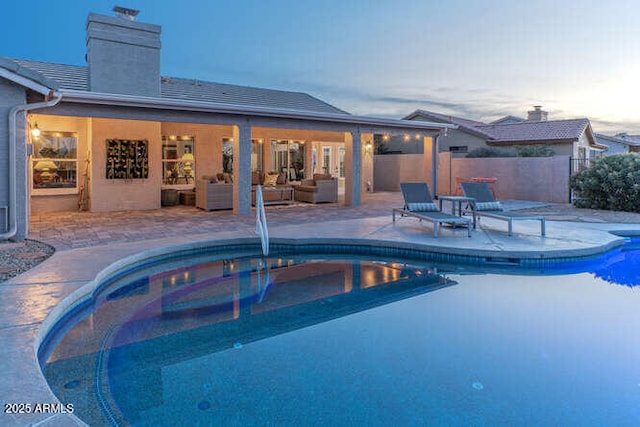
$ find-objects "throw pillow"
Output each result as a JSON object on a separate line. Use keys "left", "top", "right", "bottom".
{"left": 407, "top": 202, "right": 439, "bottom": 212}
{"left": 474, "top": 201, "right": 503, "bottom": 211}
{"left": 264, "top": 173, "right": 279, "bottom": 187}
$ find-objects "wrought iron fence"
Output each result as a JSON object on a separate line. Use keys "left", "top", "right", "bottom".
{"left": 569, "top": 157, "right": 591, "bottom": 175}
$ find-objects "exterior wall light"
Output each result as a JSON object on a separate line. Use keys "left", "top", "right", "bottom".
{"left": 31, "top": 122, "right": 40, "bottom": 138}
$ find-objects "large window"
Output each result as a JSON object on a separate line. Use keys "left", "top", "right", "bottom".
{"left": 32, "top": 131, "right": 78, "bottom": 193}
{"left": 322, "top": 146, "right": 332, "bottom": 175}
{"left": 222, "top": 138, "right": 233, "bottom": 174}
{"left": 162, "top": 136, "right": 195, "bottom": 185}
{"left": 270, "top": 140, "right": 305, "bottom": 181}
{"left": 251, "top": 139, "right": 263, "bottom": 172}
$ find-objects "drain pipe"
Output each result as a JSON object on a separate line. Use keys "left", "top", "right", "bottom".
{"left": 1, "top": 92, "right": 62, "bottom": 240}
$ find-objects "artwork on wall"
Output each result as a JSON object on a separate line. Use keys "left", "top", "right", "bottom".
{"left": 106, "top": 139, "right": 149, "bottom": 179}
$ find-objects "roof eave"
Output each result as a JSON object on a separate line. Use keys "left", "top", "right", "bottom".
{"left": 58, "top": 89, "right": 457, "bottom": 132}
{"left": 0, "top": 66, "right": 56, "bottom": 96}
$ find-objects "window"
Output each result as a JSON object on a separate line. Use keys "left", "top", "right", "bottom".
{"left": 222, "top": 138, "right": 233, "bottom": 173}
{"left": 251, "top": 139, "right": 263, "bottom": 172}
{"left": 322, "top": 147, "right": 332, "bottom": 175}
{"left": 270, "top": 140, "right": 306, "bottom": 181}
{"left": 339, "top": 147, "right": 345, "bottom": 178}
{"left": 32, "top": 131, "right": 78, "bottom": 193}
{"left": 449, "top": 146, "right": 468, "bottom": 153}
{"left": 162, "top": 136, "right": 195, "bottom": 185}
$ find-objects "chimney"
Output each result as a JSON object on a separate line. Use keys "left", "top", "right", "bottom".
{"left": 86, "top": 7, "right": 161, "bottom": 97}
{"left": 527, "top": 105, "right": 548, "bottom": 121}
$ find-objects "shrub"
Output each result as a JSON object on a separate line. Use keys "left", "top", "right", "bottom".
{"left": 514, "top": 145, "right": 555, "bottom": 157}
{"left": 465, "top": 147, "right": 516, "bottom": 158}
{"left": 570, "top": 154, "right": 640, "bottom": 212}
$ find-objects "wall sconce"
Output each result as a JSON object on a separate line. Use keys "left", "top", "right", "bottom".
{"left": 403, "top": 135, "right": 410, "bottom": 141}
{"left": 364, "top": 141, "right": 373, "bottom": 153}
{"left": 31, "top": 122, "right": 41, "bottom": 139}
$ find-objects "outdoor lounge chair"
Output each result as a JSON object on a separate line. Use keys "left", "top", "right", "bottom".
{"left": 393, "top": 182, "right": 471, "bottom": 237}
{"left": 460, "top": 182, "right": 546, "bottom": 236}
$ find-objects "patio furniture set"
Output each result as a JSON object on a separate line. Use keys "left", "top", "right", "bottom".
{"left": 194, "top": 172, "right": 338, "bottom": 211}
{"left": 393, "top": 182, "right": 546, "bottom": 238}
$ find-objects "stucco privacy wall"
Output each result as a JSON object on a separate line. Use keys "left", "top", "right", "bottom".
{"left": 91, "top": 118, "right": 162, "bottom": 212}
{"left": 438, "top": 152, "right": 570, "bottom": 203}
{"left": 374, "top": 154, "right": 426, "bottom": 191}
{"left": 1, "top": 79, "right": 27, "bottom": 237}
{"left": 373, "top": 137, "right": 434, "bottom": 192}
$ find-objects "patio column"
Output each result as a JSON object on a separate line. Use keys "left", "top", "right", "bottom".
{"left": 431, "top": 133, "right": 439, "bottom": 197}
{"left": 233, "top": 122, "right": 252, "bottom": 214}
{"left": 345, "top": 129, "right": 362, "bottom": 206}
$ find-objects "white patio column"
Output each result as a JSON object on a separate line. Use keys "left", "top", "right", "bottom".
{"left": 232, "top": 122, "right": 252, "bottom": 214}
{"left": 431, "top": 133, "right": 439, "bottom": 197}
{"left": 345, "top": 129, "right": 362, "bottom": 206}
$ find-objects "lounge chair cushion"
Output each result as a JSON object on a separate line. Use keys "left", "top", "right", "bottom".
{"left": 407, "top": 202, "right": 439, "bottom": 212}
{"left": 474, "top": 201, "right": 503, "bottom": 211}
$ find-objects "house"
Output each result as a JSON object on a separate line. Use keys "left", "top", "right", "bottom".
{"left": 403, "top": 106, "right": 607, "bottom": 158}
{"left": 595, "top": 133, "right": 640, "bottom": 155}
{"left": 0, "top": 8, "right": 452, "bottom": 241}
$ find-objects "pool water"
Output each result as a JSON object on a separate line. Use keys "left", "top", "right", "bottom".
{"left": 43, "top": 247, "right": 640, "bottom": 426}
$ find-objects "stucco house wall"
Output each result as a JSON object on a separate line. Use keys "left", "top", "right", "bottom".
{"left": 90, "top": 118, "right": 162, "bottom": 212}
{"left": 0, "top": 79, "right": 27, "bottom": 237}
{"left": 437, "top": 129, "right": 487, "bottom": 153}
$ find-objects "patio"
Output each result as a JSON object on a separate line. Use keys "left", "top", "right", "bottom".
{"left": 2, "top": 192, "right": 640, "bottom": 425}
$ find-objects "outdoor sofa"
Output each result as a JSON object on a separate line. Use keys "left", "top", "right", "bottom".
{"left": 294, "top": 173, "right": 338, "bottom": 204}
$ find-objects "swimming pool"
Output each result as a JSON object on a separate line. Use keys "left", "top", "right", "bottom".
{"left": 40, "top": 242, "right": 640, "bottom": 425}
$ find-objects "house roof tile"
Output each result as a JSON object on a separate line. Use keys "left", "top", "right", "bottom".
{"left": 403, "top": 109, "right": 493, "bottom": 138}
{"left": 6, "top": 58, "right": 349, "bottom": 115}
{"left": 478, "top": 119, "right": 591, "bottom": 143}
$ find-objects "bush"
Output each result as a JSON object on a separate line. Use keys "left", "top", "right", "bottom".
{"left": 514, "top": 145, "right": 555, "bottom": 157}
{"left": 570, "top": 154, "right": 640, "bottom": 212}
{"left": 466, "top": 147, "right": 516, "bottom": 158}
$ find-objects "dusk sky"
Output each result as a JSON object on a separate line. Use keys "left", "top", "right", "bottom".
{"left": 3, "top": 0, "right": 640, "bottom": 134}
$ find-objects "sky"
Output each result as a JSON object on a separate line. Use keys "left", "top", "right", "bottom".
{"left": 2, "top": 0, "right": 640, "bottom": 134}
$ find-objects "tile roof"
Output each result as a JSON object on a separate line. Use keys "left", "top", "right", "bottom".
{"left": 597, "top": 133, "right": 640, "bottom": 147}
{"left": 489, "top": 115, "right": 525, "bottom": 125}
{"left": 403, "top": 109, "right": 493, "bottom": 138}
{"left": 478, "top": 119, "right": 590, "bottom": 143}
{"left": 404, "top": 108, "right": 602, "bottom": 147}
{"left": 6, "top": 58, "right": 349, "bottom": 115}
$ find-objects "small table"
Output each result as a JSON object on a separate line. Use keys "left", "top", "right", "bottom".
{"left": 438, "top": 195, "right": 476, "bottom": 228}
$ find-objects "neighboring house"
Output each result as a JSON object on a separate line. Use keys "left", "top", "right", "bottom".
{"left": 403, "top": 106, "right": 607, "bottom": 159}
{"left": 0, "top": 8, "right": 450, "bottom": 241}
{"left": 595, "top": 133, "right": 640, "bottom": 155}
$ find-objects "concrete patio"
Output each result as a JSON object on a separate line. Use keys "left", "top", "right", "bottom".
{"left": 3, "top": 191, "right": 640, "bottom": 426}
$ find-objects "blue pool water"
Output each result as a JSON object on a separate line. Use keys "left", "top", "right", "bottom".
{"left": 42, "top": 243, "right": 640, "bottom": 426}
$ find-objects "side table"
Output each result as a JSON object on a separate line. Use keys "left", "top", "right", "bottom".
{"left": 438, "top": 195, "right": 476, "bottom": 229}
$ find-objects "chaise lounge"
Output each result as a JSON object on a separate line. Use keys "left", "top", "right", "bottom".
{"left": 393, "top": 182, "right": 471, "bottom": 237}
{"left": 460, "top": 181, "right": 546, "bottom": 236}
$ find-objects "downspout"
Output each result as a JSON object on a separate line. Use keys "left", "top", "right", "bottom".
{"left": 1, "top": 92, "right": 62, "bottom": 240}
